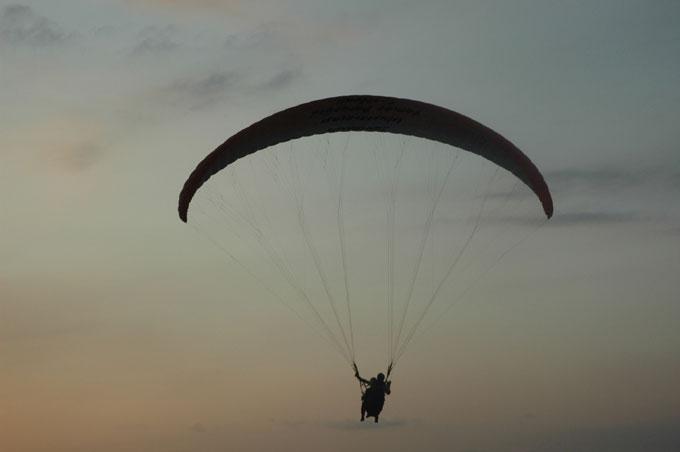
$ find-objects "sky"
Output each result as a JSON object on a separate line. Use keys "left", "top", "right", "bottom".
{"left": 1, "top": 1, "right": 679, "bottom": 451}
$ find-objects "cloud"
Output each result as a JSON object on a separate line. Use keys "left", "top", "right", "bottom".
{"left": 257, "top": 68, "right": 302, "bottom": 91}
{"left": 129, "top": 0, "right": 244, "bottom": 12}
{"left": 546, "top": 168, "right": 644, "bottom": 190}
{"left": 549, "top": 211, "right": 640, "bottom": 226}
{"left": 0, "top": 4, "right": 69, "bottom": 46}
{"left": 131, "top": 25, "right": 181, "bottom": 55}
{"left": 545, "top": 166, "right": 680, "bottom": 193}
{"left": 156, "top": 66, "right": 301, "bottom": 111}
{"left": 538, "top": 165, "right": 680, "bottom": 226}
{"left": 467, "top": 209, "right": 638, "bottom": 227}
{"left": 483, "top": 165, "right": 680, "bottom": 209}
{"left": 161, "top": 71, "right": 240, "bottom": 110}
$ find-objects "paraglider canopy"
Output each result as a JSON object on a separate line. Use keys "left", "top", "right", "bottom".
{"left": 178, "top": 95, "right": 553, "bottom": 222}
{"left": 177, "top": 94, "right": 554, "bottom": 374}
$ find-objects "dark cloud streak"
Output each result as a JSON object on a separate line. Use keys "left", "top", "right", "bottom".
{"left": 0, "top": 4, "right": 69, "bottom": 46}
{"left": 549, "top": 211, "right": 640, "bottom": 226}
{"left": 156, "top": 66, "right": 301, "bottom": 111}
{"left": 131, "top": 25, "right": 181, "bottom": 55}
{"left": 547, "top": 168, "right": 643, "bottom": 189}
{"left": 537, "top": 165, "right": 680, "bottom": 226}
{"left": 545, "top": 166, "right": 680, "bottom": 192}
{"left": 257, "top": 68, "right": 301, "bottom": 91}
{"left": 163, "top": 71, "right": 240, "bottom": 110}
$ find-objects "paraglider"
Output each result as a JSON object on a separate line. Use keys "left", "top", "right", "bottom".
{"left": 354, "top": 363, "right": 391, "bottom": 422}
{"left": 178, "top": 95, "right": 552, "bottom": 421}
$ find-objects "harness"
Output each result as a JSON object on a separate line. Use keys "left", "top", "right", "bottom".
{"left": 353, "top": 361, "right": 393, "bottom": 395}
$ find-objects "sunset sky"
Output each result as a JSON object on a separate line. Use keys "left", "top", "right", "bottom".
{"left": 2, "top": 1, "right": 679, "bottom": 451}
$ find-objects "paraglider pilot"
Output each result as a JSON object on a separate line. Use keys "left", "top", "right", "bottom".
{"left": 353, "top": 363, "right": 391, "bottom": 423}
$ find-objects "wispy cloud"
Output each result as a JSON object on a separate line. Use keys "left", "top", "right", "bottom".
{"left": 545, "top": 166, "right": 680, "bottom": 193}
{"left": 474, "top": 164, "right": 678, "bottom": 204}
{"left": 257, "top": 68, "right": 302, "bottom": 91}
{"left": 129, "top": 0, "right": 244, "bottom": 12}
{"left": 539, "top": 165, "right": 680, "bottom": 226}
{"left": 460, "top": 163, "right": 680, "bottom": 227}
{"left": 0, "top": 4, "right": 70, "bottom": 46}
{"left": 549, "top": 211, "right": 640, "bottom": 226}
{"left": 161, "top": 71, "right": 240, "bottom": 110}
{"left": 131, "top": 25, "right": 181, "bottom": 55}
{"left": 476, "top": 209, "right": 638, "bottom": 227}
{"left": 546, "top": 168, "right": 644, "bottom": 190}
{"left": 153, "top": 65, "right": 302, "bottom": 112}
